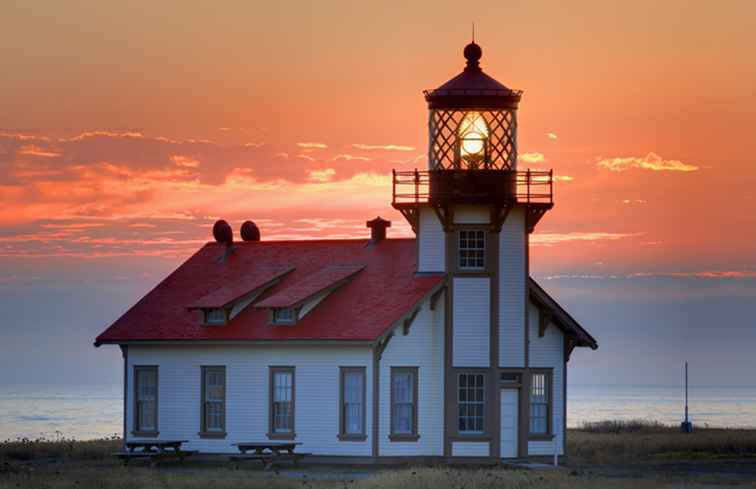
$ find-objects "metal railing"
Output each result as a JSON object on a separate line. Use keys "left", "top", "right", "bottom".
{"left": 392, "top": 169, "right": 553, "bottom": 206}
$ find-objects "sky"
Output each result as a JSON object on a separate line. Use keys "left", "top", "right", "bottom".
{"left": 1, "top": 1, "right": 755, "bottom": 388}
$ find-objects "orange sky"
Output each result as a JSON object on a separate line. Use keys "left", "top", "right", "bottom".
{"left": 1, "top": 0, "right": 755, "bottom": 279}
{"left": 3, "top": 1, "right": 756, "bottom": 388}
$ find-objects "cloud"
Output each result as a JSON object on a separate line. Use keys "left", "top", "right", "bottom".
{"left": 554, "top": 175, "right": 574, "bottom": 182}
{"left": 296, "top": 142, "right": 328, "bottom": 149}
{"left": 623, "top": 199, "right": 647, "bottom": 205}
{"left": 547, "top": 133, "right": 558, "bottom": 140}
{"left": 531, "top": 232, "right": 642, "bottom": 246}
{"left": 352, "top": 143, "right": 415, "bottom": 151}
{"left": 307, "top": 168, "right": 336, "bottom": 182}
{"left": 597, "top": 153, "right": 698, "bottom": 172}
{"left": 542, "top": 271, "right": 756, "bottom": 280}
{"left": 333, "top": 154, "right": 372, "bottom": 161}
{"left": 519, "top": 152, "right": 545, "bottom": 163}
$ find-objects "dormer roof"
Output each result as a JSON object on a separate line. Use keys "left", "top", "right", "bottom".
{"left": 256, "top": 264, "right": 363, "bottom": 309}
{"left": 188, "top": 265, "right": 293, "bottom": 309}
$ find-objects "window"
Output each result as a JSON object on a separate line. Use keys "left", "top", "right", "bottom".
{"left": 272, "top": 308, "right": 297, "bottom": 324}
{"left": 458, "top": 373, "right": 485, "bottom": 434}
{"left": 204, "top": 308, "right": 226, "bottom": 325}
{"left": 390, "top": 367, "right": 418, "bottom": 440}
{"left": 269, "top": 367, "right": 295, "bottom": 438}
{"left": 458, "top": 230, "right": 486, "bottom": 270}
{"left": 458, "top": 111, "right": 489, "bottom": 169}
{"left": 529, "top": 372, "right": 551, "bottom": 435}
{"left": 200, "top": 366, "right": 226, "bottom": 437}
{"left": 339, "top": 367, "right": 366, "bottom": 440}
{"left": 133, "top": 366, "right": 158, "bottom": 435}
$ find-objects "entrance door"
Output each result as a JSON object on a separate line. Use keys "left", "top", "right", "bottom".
{"left": 500, "top": 389, "right": 519, "bottom": 458}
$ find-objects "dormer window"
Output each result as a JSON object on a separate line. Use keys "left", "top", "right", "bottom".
{"left": 458, "top": 229, "right": 486, "bottom": 270}
{"left": 272, "top": 307, "right": 297, "bottom": 325}
{"left": 204, "top": 308, "right": 227, "bottom": 325}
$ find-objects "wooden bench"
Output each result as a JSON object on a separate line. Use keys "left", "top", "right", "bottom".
{"left": 230, "top": 442, "right": 309, "bottom": 470}
{"left": 115, "top": 440, "right": 197, "bottom": 466}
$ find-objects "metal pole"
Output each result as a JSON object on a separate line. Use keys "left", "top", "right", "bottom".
{"left": 681, "top": 361, "right": 692, "bottom": 432}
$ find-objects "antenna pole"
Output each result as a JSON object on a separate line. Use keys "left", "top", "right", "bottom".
{"left": 680, "top": 361, "right": 693, "bottom": 432}
{"left": 685, "top": 361, "right": 689, "bottom": 423}
{"left": 472, "top": 22, "right": 475, "bottom": 42}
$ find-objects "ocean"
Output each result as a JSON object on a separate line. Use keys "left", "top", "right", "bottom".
{"left": 1, "top": 384, "right": 754, "bottom": 441}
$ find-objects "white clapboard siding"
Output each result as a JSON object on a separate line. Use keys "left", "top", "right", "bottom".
{"left": 527, "top": 301, "right": 565, "bottom": 456}
{"left": 453, "top": 205, "right": 490, "bottom": 224}
{"left": 126, "top": 346, "right": 372, "bottom": 455}
{"left": 451, "top": 441, "right": 490, "bottom": 457}
{"left": 379, "top": 292, "right": 445, "bottom": 456}
{"left": 499, "top": 207, "right": 525, "bottom": 367}
{"left": 452, "top": 277, "right": 490, "bottom": 367}
{"left": 417, "top": 205, "right": 446, "bottom": 272}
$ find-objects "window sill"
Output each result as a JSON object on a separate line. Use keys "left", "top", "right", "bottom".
{"left": 528, "top": 434, "right": 555, "bottom": 441}
{"left": 452, "top": 434, "right": 489, "bottom": 442}
{"left": 267, "top": 432, "right": 296, "bottom": 440}
{"left": 337, "top": 434, "right": 367, "bottom": 442}
{"left": 389, "top": 434, "right": 420, "bottom": 442}
{"left": 131, "top": 431, "right": 159, "bottom": 438}
{"left": 198, "top": 431, "right": 227, "bottom": 439}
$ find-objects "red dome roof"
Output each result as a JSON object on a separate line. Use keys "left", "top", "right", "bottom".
{"left": 424, "top": 42, "right": 522, "bottom": 110}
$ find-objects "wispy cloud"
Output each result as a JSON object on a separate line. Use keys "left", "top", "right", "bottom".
{"left": 519, "top": 152, "right": 545, "bottom": 163}
{"left": 623, "top": 199, "right": 648, "bottom": 205}
{"left": 333, "top": 154, "right": 372, "bottom": 161}
{"left": 542, "top": 270, "right": 756, "bottom": 280}
{"left": 296, "top": 142, "right": 328, "bottom": 149}
{"left": 554, "top": 175, "right": 574, "bottom": 182}
{"left": 546, "top": 133, "right": 558, "bottom": 140}
{"left": 307, "top": 168, "right": 336, "bottom": 182}
{"left": 531, "top": 232, "right": 642, "bottom": 246}
{"left": 352, "top": 143, "right": 415, "bottom": 151}
{"left": 597, "top": 152, "right": 698, "bottom": 172}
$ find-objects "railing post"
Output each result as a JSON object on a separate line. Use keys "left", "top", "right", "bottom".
{"left": 414, "top": 168, "right": 419, "bottom": 203}
{"left": 392, "top": 169, "right": 396, "bottom": 203}
{"left": 550, "top": 169, "right": 553, "bottom": 204}
{"left": 526, "top": 169, "right": 531, "bottom": 203}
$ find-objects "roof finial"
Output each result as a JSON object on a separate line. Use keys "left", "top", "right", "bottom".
{"left": 472, "top": 22, "right": 475, "bottom": 43}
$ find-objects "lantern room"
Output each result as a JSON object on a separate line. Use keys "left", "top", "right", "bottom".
{"left": 423, "top": 41, "right": 522, "bottom": 171}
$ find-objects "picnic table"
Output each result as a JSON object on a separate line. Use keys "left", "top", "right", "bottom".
{"left": 114, "top": 440, "right": 197, "bottom": 466}
{"left": 229, "top": 442, "right": 310, "bottom": 470}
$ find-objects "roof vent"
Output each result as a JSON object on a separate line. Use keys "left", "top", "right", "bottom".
{"left": 366, "top": 216, "right": 391, "bottom": 243}
{"left": 241, "top": 220, "right": 261, "bottom": 242}
{"left": 212, "top": 220, "right": 234, "bottom": 245}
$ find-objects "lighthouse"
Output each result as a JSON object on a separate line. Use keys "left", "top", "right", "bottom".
{"left": 393, "top": 41, "right": 555, "bottom": 457}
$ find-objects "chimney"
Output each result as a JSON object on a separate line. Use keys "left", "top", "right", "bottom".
{"left": 366, "top": 216, "right": 391, "bottom": 243}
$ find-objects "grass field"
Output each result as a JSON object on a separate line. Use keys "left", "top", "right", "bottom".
{"left": 2, "top": 421, "right": 756, "bottom": 489}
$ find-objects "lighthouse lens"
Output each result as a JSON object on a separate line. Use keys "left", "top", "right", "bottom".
{"left": 459, "top": 112, "right": 489, "bottom": 165}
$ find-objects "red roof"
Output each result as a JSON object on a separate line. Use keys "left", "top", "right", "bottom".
{"left": 188, "top": 265, "right": 293, "bottom": 309}
{"left": 255, "top": 264, "right": 364, "bottom": 309}
{"left": 95, "top": 239, "right": 444, "bottom": 344}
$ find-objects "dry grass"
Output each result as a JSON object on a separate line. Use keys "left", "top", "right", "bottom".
{"left": 1, "top": 465, "right": 752, "bottom": 489}
{"left": 0, "top": 436, "right": 121, "bottom": 462}
{"left": 568, "top": 422, "right": 756, "bottom": 464}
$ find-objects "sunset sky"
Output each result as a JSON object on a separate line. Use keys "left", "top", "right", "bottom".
{"left": 1, "top": 1, "right": 755, "bottom": 388}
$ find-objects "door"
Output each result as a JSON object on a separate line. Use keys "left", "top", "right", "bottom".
{"left": 500, "top": 389, "right": 519, "bottom": 458}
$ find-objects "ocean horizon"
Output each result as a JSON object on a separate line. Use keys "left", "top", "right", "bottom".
{"left": 1, "top": 383, "right": 754, "bottom": 441}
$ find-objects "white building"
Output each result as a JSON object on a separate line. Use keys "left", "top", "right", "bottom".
{"left": 95, "top": 41, "right": 597, "bottom": 461}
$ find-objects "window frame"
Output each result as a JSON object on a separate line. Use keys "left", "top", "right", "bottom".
{"left": 528, "top": 370, "right": 554, "bottom": 440}
{"left": 457, "top": 229, "right": 487, "bottom": 271}
{"left": 203, "top": 308, "right": 228, "bottom": 325}
{"left": 132, "top": 365, "right": 159, "bottom": 437}
{"left": 199, "top": 366, "right": 226, "bottom": 438}
{"left": 389, "top": 367, "right": 419, "bottom": 441}
{"left": 271, "top": 307, "right": 298, "bottom": 325}
{"left": 457, "top": 371, "right": 486, "bottom": 435}
{"left": 268, "top": 366, "right": 296, "bottom": 440}
{"left": 338, "top": 366, "right": 367, "bottom": 441}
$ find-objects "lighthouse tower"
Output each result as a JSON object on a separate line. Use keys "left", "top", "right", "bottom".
{"left": 392, "top": 41, "right": 554, "bottom": 458}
